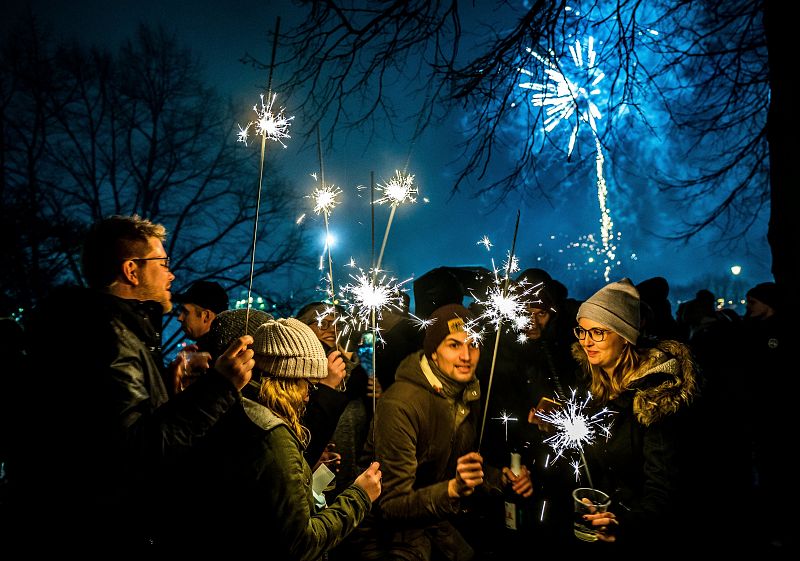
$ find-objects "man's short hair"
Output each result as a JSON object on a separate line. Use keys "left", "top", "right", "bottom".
{"left": 81, "top": 215, "right": 167, "bottom": 289}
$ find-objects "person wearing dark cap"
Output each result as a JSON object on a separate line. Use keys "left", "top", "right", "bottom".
{"left": 742, "top": 281, "right": 789, "bottom": 549}
{"left": 174, "top": 280, "right": 229, "bottom": 343}
{"left": 745, "top": 281, "right": 779, "bottom": 320}
{"left": 164, "top": 280, "right": 230, "bottom": 395}
{"left": 168, "top": 308, "right": 275, "bottom": 394}
{"left": 340, "top": 304, "right": 532, "bottom": 561}
{"left": 570, "top": 278, "right": 699, "bottom": 551}
{"left": 175, "top": 318, "right": 382, "bottom": 556}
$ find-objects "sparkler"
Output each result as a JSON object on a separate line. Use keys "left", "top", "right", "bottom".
{"left": 534, "top": 388, "right": 614, "bottom": 487}
{"left": 373, "top": 169, "right": 418, "bottom": 273}
{"left": 307, "top": 173, "right": 342, "bottom": 301}
{"left": 519, "top": 37, "right": 617, "bottom": 281}
{"left": 477, "top": 211, "right": 526, "bottom": 452}
{"left": 237, "top": 17, "right": 295, "bottom": 331}
{"left": 336, "top": 262, "right": 413, "bottom": 346}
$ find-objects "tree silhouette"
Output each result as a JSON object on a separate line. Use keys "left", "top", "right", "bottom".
{"left": 1, "top": 17, "right": 317, "bottom": 329}
{"left": 248, "top": 0, "right": 787, "bottom": 285}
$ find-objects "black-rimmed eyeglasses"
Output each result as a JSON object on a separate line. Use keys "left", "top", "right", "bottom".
{"left": 131, "top": 256, "right": 171, "bottom": 269}
{"left": 573, "top": 326, "right": 611, "bottom": 342}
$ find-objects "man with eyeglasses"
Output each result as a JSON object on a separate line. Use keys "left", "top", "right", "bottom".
{"left": 7, "top": 214, "right": 255, "bottom": 547}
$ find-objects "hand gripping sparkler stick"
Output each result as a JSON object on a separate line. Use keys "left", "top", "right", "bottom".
{"left": 478, "top": 210, "right": 521, "bottom": 452}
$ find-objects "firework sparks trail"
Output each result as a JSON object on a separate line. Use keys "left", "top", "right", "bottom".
{"left": 535, "top": 388, "right": 614, "bottom": 485}
{"left": 519, "top": 37, "right": 617, "bottom": 281}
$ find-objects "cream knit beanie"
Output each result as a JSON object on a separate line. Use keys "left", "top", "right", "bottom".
{"left": 252, "top": 318, "right": 327, "bottom": 379}
{"left": 577, "top": 278, "right": 640, "bottom": 344}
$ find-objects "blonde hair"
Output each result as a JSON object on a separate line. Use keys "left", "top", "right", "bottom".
{"left": 587, "top": 343, "right": 641, "bottom": 403}
{"left": 255, "top": 376, "right": 311, "bottom": 446}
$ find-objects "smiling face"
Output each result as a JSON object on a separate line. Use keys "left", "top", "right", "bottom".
{"left": 431, "top": 330, "right": 480, "bottom": 383}
{"left": 576, "top": 318, "right": 627, "bottom": 375}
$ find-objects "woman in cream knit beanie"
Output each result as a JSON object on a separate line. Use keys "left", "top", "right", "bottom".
{"left": 249, "top": 318, "right": 328, "bottom": 445}
{"left": 569, "top": 278, "right": 698, "bottom": 548}
{"left": 178, "top": 316, "right": 383, "bottom": 554}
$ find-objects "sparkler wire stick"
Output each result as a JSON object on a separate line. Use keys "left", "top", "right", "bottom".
{"left": 316, "top": 125, "right": 340, "bottom": 345}
{"left": 375, "top": 206, "right": 396, "bottom": 273}
{"left": 367, "top": 171, "right": 380, "bottom": 459}
{"left": 245, "top": 16, "right": 281, "bottom": 332}
{"left": 478, "top": 210, "right": 522, "bottom": 451}
{"left": 375, "top": 89, "right": 426, "bottom": 274}
{"left": 369, "top": 171, "right": 378, "bottom": 449}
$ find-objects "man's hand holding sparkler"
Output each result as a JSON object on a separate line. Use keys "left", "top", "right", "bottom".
{"left": 448, "top": 452, "right": 485, "bottom": 498}
{"left": 501, "top": 464, "right": 534, "bottom": 498}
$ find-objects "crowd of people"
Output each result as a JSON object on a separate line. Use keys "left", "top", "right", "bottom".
{"left": 0, "top": 213, "right": 788, "bottom": 557}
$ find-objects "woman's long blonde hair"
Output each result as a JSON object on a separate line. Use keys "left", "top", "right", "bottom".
{"left": 256, "top": 376, "right": 311, "bottom": 446}
{"left": 587, "top": 343, "right": 642, "bottom": 403}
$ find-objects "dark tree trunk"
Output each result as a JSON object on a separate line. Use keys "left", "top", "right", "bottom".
{"left": 764, "top": 0, "right": 794, "bottom": 288}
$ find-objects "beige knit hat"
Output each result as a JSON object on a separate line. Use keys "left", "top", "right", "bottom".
{"left": 577, "top": 278, "right": 640, "bottom": 344}
{"left": 252, "top": 318, "right": 327, "bottom": 379}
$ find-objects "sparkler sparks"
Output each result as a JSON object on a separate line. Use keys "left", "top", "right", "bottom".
{"left": 491, "top": 410, "right": 519, "bottom": 442}
{"left": 534, "top": 389, "right": 614, "bottom": 483}
{"left": 375, "top": 170, "right": 418, "bottom": 206}
{"left": 467, "top": 237, "right": 537, "bottom": 340}
{"left": 336, "top": 263, "right": 413, "bottom": 344}
{"left": 237, "top": 92, "right": 294, "bottom": 147}
{"left": 307, "top": 173, "right": 342, "bottom": 217}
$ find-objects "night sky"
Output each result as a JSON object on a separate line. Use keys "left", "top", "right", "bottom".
{"left": 7, "top": 0, "right": 772, "bottom": 310}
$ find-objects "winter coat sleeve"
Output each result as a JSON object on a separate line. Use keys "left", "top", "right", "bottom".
{"left": 100, "top": 321, "right": 239, "bottom": 464}
{"left": 261, "top": 425, "right": 371, "bottom": 561}
{"left": 373, "top": 394, "right": 462, "bottom": 522}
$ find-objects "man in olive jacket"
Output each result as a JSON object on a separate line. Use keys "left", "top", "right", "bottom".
{"left": 340, "top": 304, "right": 533, "bottom": 561}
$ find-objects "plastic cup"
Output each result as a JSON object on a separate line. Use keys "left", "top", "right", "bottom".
{"left": 572, "top": 487, "right": 611, "bottom": 542}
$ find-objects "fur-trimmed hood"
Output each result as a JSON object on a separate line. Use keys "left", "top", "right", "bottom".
{"left": 572, "top": 339, "right": 699, "bottom": 426}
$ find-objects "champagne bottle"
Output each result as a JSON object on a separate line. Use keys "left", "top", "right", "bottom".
{"left": 504, "top": 452, "right": 524, "bottom": 531}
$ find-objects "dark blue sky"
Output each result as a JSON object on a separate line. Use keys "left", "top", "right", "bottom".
{"left": 8, "top": 0, "right": 772, "bottom": 308}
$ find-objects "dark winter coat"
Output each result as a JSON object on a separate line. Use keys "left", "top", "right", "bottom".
{"left": 176, "top": 397, "right": 372, "bottom": 558}
{"left": 572, "top": 338, "right": 699, "bottom": 549}
{"left": 346, "top": 351, "right": 501, "bottom": 561}
{"left": 7, "top": 286, "right": 241, "bottom": 546}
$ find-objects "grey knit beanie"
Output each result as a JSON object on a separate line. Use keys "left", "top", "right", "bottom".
{"left": 252, "top": 318, "right": 327, "bottom": 379}
{"left": 577, "top": 278, "right": 640, "bottom": 344}
{"left": 205, "top": 309, "right": 273, "bottom": 360}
